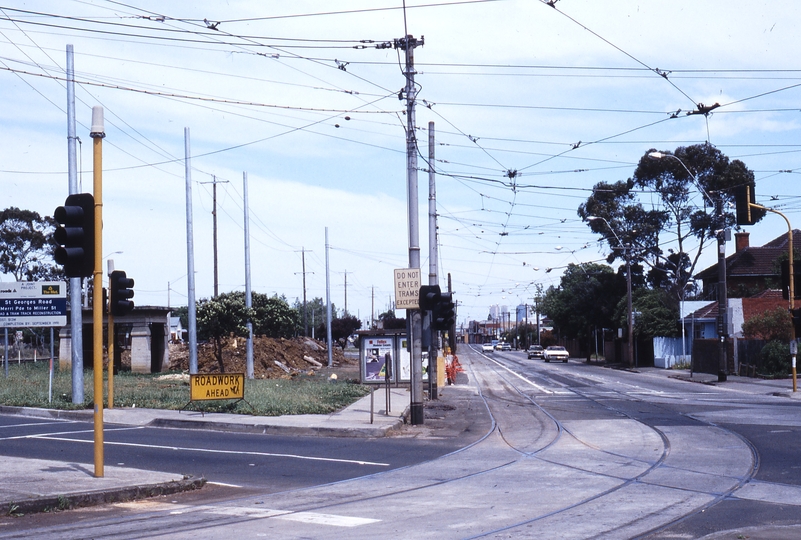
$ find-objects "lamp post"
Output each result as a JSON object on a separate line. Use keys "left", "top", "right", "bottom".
{"left": 648, "top": 151, "right": 727, "bottom": 382}
{"left": 588, "top": 216, "right": 634, "bottom": 368}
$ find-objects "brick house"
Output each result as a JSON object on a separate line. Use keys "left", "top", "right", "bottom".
{"left": 690, "top": 230, "right": 797, "bottom": 336}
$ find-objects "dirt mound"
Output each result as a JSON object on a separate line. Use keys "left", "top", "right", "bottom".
{"left": 168, "top": 336, "right": 352, "bottom": 379}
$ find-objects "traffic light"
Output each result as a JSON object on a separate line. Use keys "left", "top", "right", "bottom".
{"left": 418, "top": 285, "right": 441, "bottom": 311}
{"left": 433, "top": 292, "right": 456, "bottom": 331}
{"left": 734, "top": 183, "right": 758, "bottom": 226}
{"left": 53, "top": 193, "right": 94, "bottom": 278}
{"left": 109, "top": 270, "right": 135, "bottom": 316}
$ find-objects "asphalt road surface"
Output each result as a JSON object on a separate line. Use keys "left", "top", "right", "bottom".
{"left": 1, "top": 347, "right": 800, "bottom": 539}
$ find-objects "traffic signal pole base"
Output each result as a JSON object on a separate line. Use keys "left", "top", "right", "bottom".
{"left": 410, "top": 403, "right": 424, "bottom": 425}
{"left": 718, "top": 371, "right": 727, "bottom": 383}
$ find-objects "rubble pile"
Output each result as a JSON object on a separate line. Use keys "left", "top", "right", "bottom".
{"left": 168, "top": 336, "right": 352, "bottom": 379}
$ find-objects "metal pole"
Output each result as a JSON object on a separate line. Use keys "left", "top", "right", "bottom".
{"left": 185, "top": 128, "right": 198, "bottom": 374}
{"left": 67, "top": 44, "right": 84, "bottom": 404}
{"left": 399, "top": 35, "right": 424, "bottom": 426}
{"left": 626, "top": 248, "right": 634, "bottom": 368}
{"left": 212, "top": 177, "right": 219, "bottom": 297}
{"left": 716, "top": 198, "right": 728, "bottom": 382}
{"left": 3, "top": 328, "right": 7, "bottom": 378}
{"left": 90, "top": 106, "right": 105, "bottom": 478}
{"left": 302, "top": 248, "right": 308, "bottom": 336}
{"left": 243, "top": 172, "right": 254, "bottom": 379}
{"left": 49, "top": 327, "right": 54, "bottom": 402}
{"left": 325, "top": 227, "right": 333, "bottom": 367}
{"left": 428, "top": 121, "right": 438, "bottom": 399}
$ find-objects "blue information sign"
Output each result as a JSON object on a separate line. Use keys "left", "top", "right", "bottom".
{"left": 0, "top": 282, "right": 68, "bottom": 328}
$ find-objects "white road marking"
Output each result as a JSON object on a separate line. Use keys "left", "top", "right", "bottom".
{"left": 207, "top": 506, "right": 380, "bottom": 527}
{"left": 207, "top": 481, "right": 242, "bottom": 488}
{"left": 483, "top": 355, "right": 555, "bottom": 394}
{"left": 17, "top": 435, "right": 391, "bottom": 467}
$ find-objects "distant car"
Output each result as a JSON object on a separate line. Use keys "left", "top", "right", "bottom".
{"left": 501, "top": 342, "right": 512, "bottom": 351}
{"left": 527, "top": 345, "right": 544, "bottom": 359}
{"left": 543, "top": 346, "right": 569, "bottom": 363}
{"left": 482, "top": 343, "right": 494, "bottom": 352}
{"left": 495, "top": 342, "right": 505, "bottom": 350}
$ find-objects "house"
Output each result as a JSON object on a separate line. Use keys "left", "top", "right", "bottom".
{"left": 695, "top": 230, "right": 800, "bottom": 299}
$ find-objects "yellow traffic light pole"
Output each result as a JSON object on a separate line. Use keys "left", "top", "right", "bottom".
{"left": 90, "top": 106, "right": 105, "bottom": 477}
{"left": 751, "top": 200, "right": 795, "bottom": 392}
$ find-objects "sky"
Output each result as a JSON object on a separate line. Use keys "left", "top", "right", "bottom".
{"left": 2, "top": 0, "right": 801, "bottom": 328}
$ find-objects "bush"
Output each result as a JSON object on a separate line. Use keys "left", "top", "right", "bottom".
{"left": 758, "top": 340, "right": 791, "bottom": 378}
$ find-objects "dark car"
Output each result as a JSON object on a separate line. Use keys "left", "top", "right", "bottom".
{"left": 527, "top": 345, "right": 544, "bottom": 359}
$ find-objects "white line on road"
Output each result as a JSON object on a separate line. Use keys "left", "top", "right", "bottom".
{"left": 482, "top": 355, "right": 555, "bottom": 394}
{"left": 20, "top": 435, "right": 391, "bottom": 467}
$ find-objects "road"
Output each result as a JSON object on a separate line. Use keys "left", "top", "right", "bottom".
{"left": 1, "top": 347, "right": 800, "bottom": 539}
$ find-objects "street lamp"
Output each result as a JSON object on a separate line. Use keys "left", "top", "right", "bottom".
{"left": 587, "top": 216, "right": 634, "bottom": 368}
{"left": 649, "top": 151, "right": 728, "bottom": 382}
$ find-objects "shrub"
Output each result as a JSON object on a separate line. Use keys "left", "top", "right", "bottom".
{"left": 758, "top": 340, "right": 790, "bottom": 378}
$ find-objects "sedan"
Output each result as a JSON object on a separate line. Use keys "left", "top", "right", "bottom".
{"left": 527, "top": 345, "right": 544, "bottom": 359}
{"left": 481, "top": 343, "right": 494, "bottom": 352}
{"left": 543, "top": 346, "right": 569, "bottom": 363}
{"left": 501, "top": 342, "right": 512, "bottom": 351}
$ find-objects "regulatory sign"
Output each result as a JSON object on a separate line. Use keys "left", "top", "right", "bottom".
{"left": 0, "top": 282, "right": 67, "bottom": 328}
{"left": 190, "top": 373, "right": 245, "bottom": 401}
{"left": 394, "top": 268, "right": 421, "bottom": 309}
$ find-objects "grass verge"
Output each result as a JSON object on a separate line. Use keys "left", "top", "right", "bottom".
{"left": 0, "top": 362, "right": 370, "bottom": 416}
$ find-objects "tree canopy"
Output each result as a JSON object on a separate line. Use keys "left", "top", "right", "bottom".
{"left": 541, "top": 263, "right": 626, "bottom": 351}
{"left": 0, "top": 207, "right": 60, "bottom": 281}
{"left": 579, "top": 143, "right": 763, "bottom": 303}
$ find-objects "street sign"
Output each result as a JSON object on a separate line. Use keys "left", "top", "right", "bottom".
{"left": 0, "top": 282, "right": 67, "bottom": 328}
{"left": 394, "top": 268, "right": 421, "bottom": 309}
{"left": 190, "top": 373, "right": 245, "bottom": 401}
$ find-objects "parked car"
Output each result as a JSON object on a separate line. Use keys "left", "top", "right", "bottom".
{"left": 482, "top": 343, "right": 494, "bottom": 352}
{"left": 543, "top": 346, "right": 569, "bottom": 363}
{"left": 527, "top": 345, "right": 544, "bottom": 359}
{"left": 501, "top": 342, "right": 512, "bottom": 351}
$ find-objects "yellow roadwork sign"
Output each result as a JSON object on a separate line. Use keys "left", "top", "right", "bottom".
{"left": 190, "top": 373, "right": 245, "bottom": 401}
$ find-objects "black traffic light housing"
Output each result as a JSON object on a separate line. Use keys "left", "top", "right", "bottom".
{"left": 109, "top": 270, "right": 135, "bottom": 316}
{"left": 53, "top": 193, "right": 94, "bottom": 278}
{"left": 433, "top": 292, "right": 456, "bottom": 331}
{"left": 734, "top": 183, "right": 765, "bottom": 226}
{"left": 419, "top": 285, "right": 441, "bottom": 311}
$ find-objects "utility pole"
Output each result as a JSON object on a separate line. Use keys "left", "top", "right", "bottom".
{"left": 295, "top": 248, "right": 312, "bottom": 336}
{"left": 716, "top": 197, "right": 728, "bottom": 382}
{"left": 66, "top": 44, "right": 84, "bottom": 404}
{"left": 325, "top": 228, "right": 333, "bottom": 367}
{"left": 184, "top": 128, "right": 198, "bottom": 374}
{"left": 243, "top": 172, "right": 253, "bottom": 379}
{"left": 343, "top": 270, "right": 351, "bottom": 316}
{"left": 396, "top": 33, "right": 425, "bottom": 425}
{"left": 428, "top": 121, "right": 439, "bottom": 399}
{"left": 200, "top": 176, "right": 229, "bottom": 297}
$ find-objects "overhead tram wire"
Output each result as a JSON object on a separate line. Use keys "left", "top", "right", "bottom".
{"left": 538, "top": 0, "right": 698, "bottom": 109}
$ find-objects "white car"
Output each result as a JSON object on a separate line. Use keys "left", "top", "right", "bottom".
{"left": 482, "top": 343, "right": 494, "bottom": 352}
{"left": 543, "top": 346, "right": 569, "bottom": 363}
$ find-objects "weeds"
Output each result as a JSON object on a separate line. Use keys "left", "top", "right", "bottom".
{"left": 0, "top": 362, "right": 370, "bottom": 416}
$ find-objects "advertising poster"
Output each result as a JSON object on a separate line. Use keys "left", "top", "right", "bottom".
{"left": 398, "top": 337, "right": 429, "bottom": 382}
{"left": 362, "top": 336, "right": 394, "bottom": 383}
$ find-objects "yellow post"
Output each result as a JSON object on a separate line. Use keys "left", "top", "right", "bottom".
{"left": 752, "top": 201, "right": 795, "bottom": 392}
{"left": 90, "top": 106, "right": 105, "bottom": 477}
